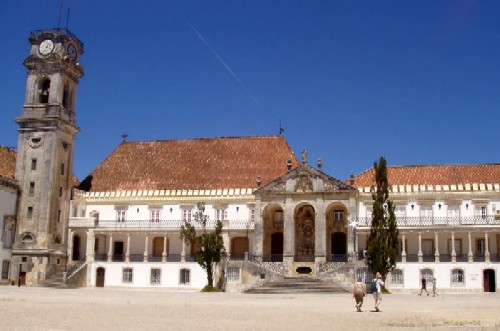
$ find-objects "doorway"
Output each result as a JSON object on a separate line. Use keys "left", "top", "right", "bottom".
{"left": 96, "top": 267, "right": 105, "bottom": 287}
{"left": 271, "top": 233, "right": 283, "bottom": 262}
{"left": 331, "top": 232, "right": 347, "bottom": 254}
{"left": 72, "top": 235, "right": 81, "bottom": 261}
{"left": 152, "top": 237, "right": 164, "bottom": 258}
{"left": 113, "top": 241, "right": 124, "bottom": 261}
{"left": 483, "top": 269, "right": 496, "bottom": 292}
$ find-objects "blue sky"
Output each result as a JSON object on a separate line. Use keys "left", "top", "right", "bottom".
{"left": 1, "top": 1, "right": 499, "bottom": 182}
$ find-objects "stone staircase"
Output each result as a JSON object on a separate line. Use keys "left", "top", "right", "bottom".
{"left": 42, "top": 270, "right": 72, "bottom": 288}
{"left": 245, "top": 277, "right": 348, "bottom": 294}
{"left": 42, "top": 261, "right": 87, "bottom": 289}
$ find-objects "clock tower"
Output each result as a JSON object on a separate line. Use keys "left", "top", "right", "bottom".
{"left": 12, "top": 28, "right": 84, "bottom": 285}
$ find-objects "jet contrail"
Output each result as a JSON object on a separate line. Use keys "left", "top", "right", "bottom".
{"left": 187, "top": 22, "right": 261, "bottom": 106}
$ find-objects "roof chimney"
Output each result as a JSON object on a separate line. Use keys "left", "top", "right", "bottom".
{"left": 256, "top": 175, "right": 262, "bottom": 188}
{"left": 317, "top": 157, "right": 323, "bottom": 170}
{"left": 286, "top": 159, "right": 292, "bottom": 170}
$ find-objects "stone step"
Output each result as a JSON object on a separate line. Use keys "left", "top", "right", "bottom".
{"left": 245, "top": 277, "right": 347, "bottom": 294}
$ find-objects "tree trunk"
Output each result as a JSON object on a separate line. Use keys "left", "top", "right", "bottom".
{"left": 207, "top": 264, "right": 213, "bottom": 287}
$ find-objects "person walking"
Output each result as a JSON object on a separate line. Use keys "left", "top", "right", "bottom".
{"left": 419, "top": 276, "right": 429, "bottom": 296}
{"left": 432, "top": 277, "right": 438, "bottom": 297}
{"left": 372, "top": 272, "right": 384, "bottom": 312}
{"left": 353, "top": 277, "right": 366, "bottom": 312}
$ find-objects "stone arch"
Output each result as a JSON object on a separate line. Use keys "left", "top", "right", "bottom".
{"left": 262, "top": 203, "right": 284, "bottom": 260}
{"left": 294, "top": 203, "right": 316, "bottom": 262}
{"left": 326, "top": 202, "right": 349, "bottom": 260}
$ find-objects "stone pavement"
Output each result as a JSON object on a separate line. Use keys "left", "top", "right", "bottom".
{"left": 0, "top": 286, "right": 498, "bottom": 330}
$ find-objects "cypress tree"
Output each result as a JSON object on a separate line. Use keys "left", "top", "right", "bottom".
{"left": 366, "top": 157, "right": 399, "bottom": 281}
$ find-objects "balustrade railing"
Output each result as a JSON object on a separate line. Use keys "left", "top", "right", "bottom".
{"left": 70, "top": 218, "right": 255, "bottom": 230}
{"left": 356, "top": 216, "right": 497, "bottom": 227}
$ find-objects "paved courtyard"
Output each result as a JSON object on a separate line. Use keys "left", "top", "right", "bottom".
{"left": 0, "top": 286, "right": 499, "bottom": 330}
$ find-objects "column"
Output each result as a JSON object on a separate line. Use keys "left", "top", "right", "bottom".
{"left": 468, "top": 232, "right": 473, "bottom": 262}
{"left": 434, "top": 232, "right": 439, "bottom": 262}
{"left": 451, "top": 232, "right": 456, "bottom": 263}
{"left": 283, "top": 199, "right": 294, "bottom": 260}
{"left": 485, "top": 232, "right": 490, "bottom": 263}
{"left": 401, "top": 233, "right": 406, "bottom": 263}
{"left": 107, "top": 234, "right": 113, "bottom": 262}
{"left": 314, "top": 199, "right": 326, "bottom": 263}
{"left": 418, "top": 232, "right": 423, "bottom": 263}
{"left": 86, "top": 229, "right": 95, "bottom": 263}
{"left": 162, "top": 236, "right": 167, "bottom": 262}
{"left": 125, "top": 234, "right": 130, "bottom": 262}
{"left": 253, "top": 198, "right": 263, "bottom": 258}
{"left": 181, "top": 240, "right": 186, "bottom": 262}
{"left": 143, "top": 234, "right": 149, "bottom": 262}
{"left": 67, "top": 229, "right": 74, "bottom": 261}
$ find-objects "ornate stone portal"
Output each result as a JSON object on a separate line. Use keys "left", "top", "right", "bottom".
{"left": 295, "top": 205, "right": 315, "bottom": 261}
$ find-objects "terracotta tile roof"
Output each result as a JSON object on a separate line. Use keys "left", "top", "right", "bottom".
{"left": 78, "top": 136, "right": 299, "bottom": 192}
{"left": 351, "top": 164, "right": 500, "bottom": 188}
{"left": 0, "top": 146, "right": 16, "bottom": 179}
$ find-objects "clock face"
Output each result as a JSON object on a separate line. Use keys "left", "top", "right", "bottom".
{"left": 39, "top": 39, "right": 54, "bottom": 55}
{"left": 67, "top": 43, "right": 77, "bottom": 62}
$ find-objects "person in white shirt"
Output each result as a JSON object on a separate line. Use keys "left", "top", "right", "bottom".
{"left": 373, "top": 272, "right": 384, "bottom": 312}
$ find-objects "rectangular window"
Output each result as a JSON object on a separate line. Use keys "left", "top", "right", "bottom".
{"left": 28, "top": 182, "right": 35, "bottom": 196}
{"left": 420, "top": 206, "right": 433, "bottom": 218}
{"left": 273, "top": 211, "right": 284, "bottom": 222}
{"left": 31, "top": 159, "right": 37, "bottom": 171}
{"left": 451, "top": 269, "right": 464, "bottom": 285}
{"left": 215, "top": 209, "right": 227, "bottom": 221}
{"left": 116, "top": 210, "right": 126, "bottom": 222}
{"left": 180, "top": 268, "right": 190, "bottom": 285}
{"left": 27, "top": 207, "right": 33, "bottom": 219}
{"left": 475, "top": 206, "right": 487, "bottom": 219}
{"left": 57, "top": 210, "right": 61, "bottom": 223}
{"left": 333, "top": 210, "right": 344, "bottom": 222}
{"left": 61, "top": 163, "right": 65, "bottom": 175}
{"left": 3, "top": 222, "right": 13, "bottom": 249}
{"left": 150, "top": 209, "right": 160, "bottom": 222}
{"left": 394, "top": 206, "right": 405, "bottom": 219}
{"left": 390, "top": 269, "right": 404, "bottom": 285}
{"left": 226, "top": 267, "right": 240, "bottom": 283}
{"left": 182, "top": 209, "right": 192, "bottom": 222}
{"left": 150, "top": 268, "right": 161, "bottom": 285}
{"left": 59, "top": 187, "right": 63, "bottom": 198}
{"left": 366, "top": 208, "right": 373, "bottom": 219}
{"left": 122, "top": 268, "right": 133, "bottom": 283}
{"left": 1, "top": 260, "right": 10, "bottom": 280}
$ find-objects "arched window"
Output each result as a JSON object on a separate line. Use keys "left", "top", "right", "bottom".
{"left": 39, "top": 79, "right": 50, "bottom": 104}
{"left": 22, "top": 233, "right": 34, "bottom": 243}
{"left": 451, "top": 269, "right": 465, "bottom": 286}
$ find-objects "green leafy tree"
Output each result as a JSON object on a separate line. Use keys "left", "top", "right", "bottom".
{"left": 180, "top": 202, "right": 227, "bottom": 288}
{"left": 366, "top": 157, "right": 399, "bottom": 281}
